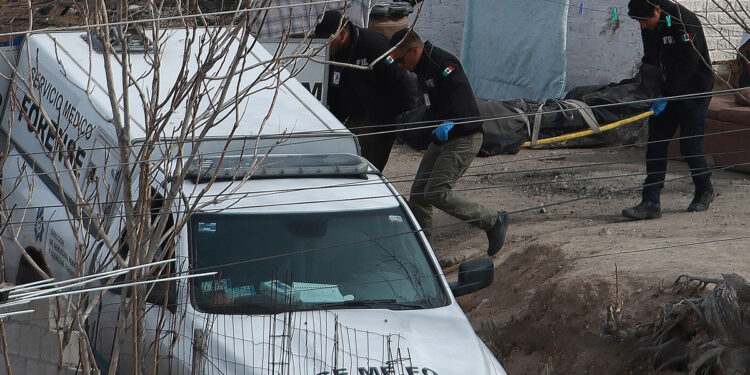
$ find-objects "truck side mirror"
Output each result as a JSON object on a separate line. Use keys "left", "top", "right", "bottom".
{"left": 449, "top": 258, "right": 494, "bottom": 297}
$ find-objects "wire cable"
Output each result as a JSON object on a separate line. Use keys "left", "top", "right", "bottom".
{"left": 4, "top": 146, "right": 750, "bottom": 219}
{"left": 0, "top": 0, "right": 347, "bottom": 39}
{"left": 541, "top": 0, "right": 744, "bottom": 32}
{"left": 3, "top": 152, "right": 749, "bottom": 227}
{"left": 5, "top": 86, "right": 748, "bottom": 179}
{"left": 134, "top": 161, "right": 750, "bottom": 274}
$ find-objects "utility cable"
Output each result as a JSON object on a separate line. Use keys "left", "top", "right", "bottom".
{"left": 3, "top": 151, "right": 749, "bottom": 227}
{"left": 4, "top": 146, "right": 750, "bottom": 220}
{"left": 541, "top": 0, "right": 744, "bottom": 32}
{"left": 0, "top": 0, "right": 348, "bottom": 39}
{"left": 4, "top": 85, "right": 748, "bottom": 175}
{"left": 132, "top": 161, "right": 749, "bottom": 274}
{"left": 6, "top": 228, "right": 750, "bottom": 325}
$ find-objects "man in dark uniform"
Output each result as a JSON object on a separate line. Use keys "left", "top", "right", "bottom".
{"left": 314, "top": 11, "right": 416, "bottom": 171}
{"left": 388, "top": 28, "right": 508, "bottom": 256}
{"left": 622, "top": 0, "right": 715, "bottom": 220}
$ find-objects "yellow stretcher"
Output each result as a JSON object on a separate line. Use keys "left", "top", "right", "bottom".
{"left": 520, "top": 110, "right": 654, "bottom": 148}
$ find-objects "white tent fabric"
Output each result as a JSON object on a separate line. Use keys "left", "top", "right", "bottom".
{"left": 461, "top": 0, "right": 570, "bottom": 101}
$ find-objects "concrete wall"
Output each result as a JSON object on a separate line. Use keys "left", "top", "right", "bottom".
{"left": 410, "top": 0, "right": 747, "bottom": 89}
{"left": 0, "top": 300, "right": 81, "bottom": 375}
{"left": 565, "top": 0, "right": 642, "bottom": 88}
{"left": 409, "top": 0, "right": 466, "bottom": 57}
{"left": 566, "top": 0, "right": 747, "bottom": 87}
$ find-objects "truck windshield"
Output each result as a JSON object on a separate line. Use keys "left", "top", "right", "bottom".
{"left": 189, "top": 208, "right": 448, "bottom": 314}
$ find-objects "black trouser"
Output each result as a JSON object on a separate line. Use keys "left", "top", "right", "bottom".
{"left": 346, "top": 118, "right": 396, "bottom": 172}
{"left": 642, "top": 97, "right": 712, "bottom": 203}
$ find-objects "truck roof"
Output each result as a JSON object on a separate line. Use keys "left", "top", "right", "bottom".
{"left": 33, "top": 29, "right": 349, "bottom": 142}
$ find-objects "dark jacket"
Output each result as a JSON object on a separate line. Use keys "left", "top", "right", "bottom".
{"left": 412, "top": 41, "right": 483, "bottom": 143}
{"left": 640, "top": 1, "right": 713, "bottom": 96}
{"left": 327, "top": 24, "right": 416, "bottom": 128}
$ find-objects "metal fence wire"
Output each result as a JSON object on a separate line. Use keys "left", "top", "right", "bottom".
{"left": 167, "top": 309, "right": 415, "bottom": 375}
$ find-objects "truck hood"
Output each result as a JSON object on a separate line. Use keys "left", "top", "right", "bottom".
{"left": 194, "top": 304, "right": 507, "bottom": 375}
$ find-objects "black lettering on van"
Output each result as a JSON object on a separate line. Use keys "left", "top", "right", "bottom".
{"left": 358, "top": 368, "right": 380, "bottom": 375}
{"left": 62, "top": 100, "right": 73, "bottom": 119}
{"left": 20, "top": 94, "right": 87, "bottom": 177}
{"left": 380, "top": 367, "right": 395, "bottom": 375}
{"left": 421, "top": 368, "right": 438, "bottom": 375}
{"left": 405, "top": 367, "right": 420, "bottom": 374}
{"left": 301, "top": 82, "right": 323, "bottom": 100}
{"left": 332, "top": 369, "right": 348, "bottom": 375}
{"left": 21, "top": 95, "right": 38, "bottom": 131}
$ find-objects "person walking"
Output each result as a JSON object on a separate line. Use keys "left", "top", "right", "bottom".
{"left": 388, "top": 28, "right": 508, "bottom": 256}
{"left": 622, "top": 0, "right": 715, "bottom": 220}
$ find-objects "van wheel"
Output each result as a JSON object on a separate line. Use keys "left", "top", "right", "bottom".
{"left": 16, "top": 247, "right": 51, "bottom": 284}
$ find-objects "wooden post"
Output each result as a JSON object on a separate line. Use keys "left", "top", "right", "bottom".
{"left": 191, "top": 329, "right": 204, "bottom": 375}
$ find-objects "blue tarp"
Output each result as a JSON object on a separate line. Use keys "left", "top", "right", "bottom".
{"left": 461, "top": 0, "right": 569, "bottom": 101}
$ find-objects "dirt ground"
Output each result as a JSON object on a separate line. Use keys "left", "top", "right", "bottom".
{"left": 384, "top": 140, "right": 750, "bottom": 375}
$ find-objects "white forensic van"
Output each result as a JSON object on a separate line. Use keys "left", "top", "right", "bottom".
{"left": 0, "top": 29, "right": 507, "bottom": 375}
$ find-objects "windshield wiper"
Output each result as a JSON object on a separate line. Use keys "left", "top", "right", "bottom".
{"left": 317, "top": 299, "right": 428, "bottom": 310}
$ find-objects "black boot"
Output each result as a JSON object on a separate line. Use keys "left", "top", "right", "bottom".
{"left": 622, "top": 201, "right": 661, "bottom": 220}
{"left": 486, "top": 211, "right": 509, "bottom": 256}
{"left": 687, "top": 188, "right": 715, "bottom": 212}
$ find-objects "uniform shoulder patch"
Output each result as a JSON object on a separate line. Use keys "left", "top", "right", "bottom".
{"left": 442, "top": 65, "right": 455, "bottom": 77}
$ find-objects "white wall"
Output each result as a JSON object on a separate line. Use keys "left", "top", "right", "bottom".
{"left": 410, "top": 0, "right": 747, "bottom": 89}
{"left": 566, "top": 0, "right": 747, "bottom": 87}
{"left": 565, "top": 0, "right": 642, "bottom": 88}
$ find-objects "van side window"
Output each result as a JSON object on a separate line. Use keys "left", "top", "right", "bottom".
{"left": 111, "top": 190, "right": 177, "bottom": 311}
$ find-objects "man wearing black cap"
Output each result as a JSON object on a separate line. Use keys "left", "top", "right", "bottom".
{"left": 388, "top": 28, "right": 508, "bottom": 256}
{"left": 314, "top": 10, "right": 416, "bottom": 171}
{"left": 622, "top": 0, "right": 715, "bottom": 220}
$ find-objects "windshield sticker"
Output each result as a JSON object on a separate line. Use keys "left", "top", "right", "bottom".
{"left": 388, "top": 215, "right": 403, "bottom": 223}
{"left": 198, "top": 222, "right": 216, "bottom": 233}
{"left": 200, "top": 281, "right": 213, "bottom": 292}
{"left": 225, "top": 285, "right": 256, "bottom": 299}
{"left": 201, "top": 278, "right": 230, "bottom": 292}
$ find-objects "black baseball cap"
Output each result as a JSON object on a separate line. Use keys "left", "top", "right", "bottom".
{"left": 628, "top": 0, "right": 661, "bottom": 18}
{"left": 315, "top": 10, "right": 347, "bottom": 38}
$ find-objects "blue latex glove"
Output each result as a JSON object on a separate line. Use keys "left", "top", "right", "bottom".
{"left": 432, "top": 121, "right": 454, "bottom": 142}
{"left": 650, "top": 95, "right": 667, "bottom": 116}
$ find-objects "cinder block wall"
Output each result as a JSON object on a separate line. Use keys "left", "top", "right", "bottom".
{"left": 410, "top": 0, "right": 746, "bottom": 89}
{"left": 0, "top": 300, "right": 81, "bottom": 375}
{"left": 677, "top": 0, "right": 747, "bottom": 61}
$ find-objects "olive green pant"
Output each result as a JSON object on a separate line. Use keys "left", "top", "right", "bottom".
{"left": 408, "top": 132, "right": 497, "bottom": 239}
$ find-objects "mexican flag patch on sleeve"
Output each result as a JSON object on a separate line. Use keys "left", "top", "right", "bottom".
{"left": 386, "top": 55, "right": 395, "bottom": 65}
{"left": 442, "top": 66, "right": 454, "bottom": 77}
{"left": 681, "top": 33, "right": 694, "bottom": 42}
